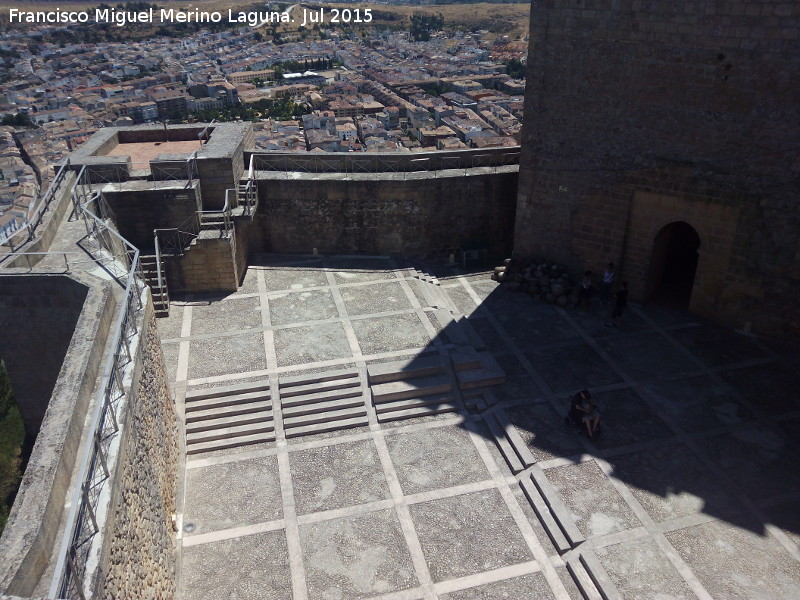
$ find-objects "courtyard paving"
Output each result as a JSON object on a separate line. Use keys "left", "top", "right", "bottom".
{"left": 159, "top": 254, "right": 800, "bottom": 600}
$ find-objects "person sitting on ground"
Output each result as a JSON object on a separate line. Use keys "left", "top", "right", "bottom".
{"left": 570, "top": 390, "right": 601, "bottom": 438}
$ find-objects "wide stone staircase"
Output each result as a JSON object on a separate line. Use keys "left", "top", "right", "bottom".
{"left": 279, "top": 368, "right": 369, "bottom": 438}
{"left": 184, "top": 379, "right": 274, "bottom": 455}
{"left": 182, "top": 264, "right": 508, "bottom": 455}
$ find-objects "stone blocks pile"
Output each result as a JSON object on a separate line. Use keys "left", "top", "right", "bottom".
{"left": 491, "top": 258, "right": 574, "bottom": 307}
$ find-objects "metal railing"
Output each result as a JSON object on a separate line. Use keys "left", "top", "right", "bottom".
{"left": 154, "top": 235, "right": 164, "bottom": 291}
{"left": 154, "top": 211, "right": 200, "bottom": 256}
{"left": 48, "top": 164, "right": 146, "bottom": 600}
{"left": 0, "top": 159, "right": 72, "bottom": 252}
{"left": 200, "top": 193, "right": 233, "bottom": 238}
{"left": 239, "top": 177, "right": 258, "bottom": 218}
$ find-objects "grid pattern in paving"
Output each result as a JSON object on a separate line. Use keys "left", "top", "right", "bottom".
{"left": 161, "top": 255, "right": 800, "bottom": 600}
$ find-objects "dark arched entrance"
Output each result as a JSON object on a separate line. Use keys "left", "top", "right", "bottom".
{"left": 646, "top": 221, "right": 700, "bottom": 309}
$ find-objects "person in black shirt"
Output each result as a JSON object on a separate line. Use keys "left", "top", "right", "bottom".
{"left": 606, "top": 281, "right": 628, "bottom": 327}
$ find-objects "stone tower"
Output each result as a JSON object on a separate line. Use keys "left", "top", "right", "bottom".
{"left": 516, "top": 0, "right": 800, "bottom": 336}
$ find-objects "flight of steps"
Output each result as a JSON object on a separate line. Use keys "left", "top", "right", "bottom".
{"left": 199, "top": 212, "right": 231, "bottom": 237}
{"left": 278, "top": 368, "right": 369, "bottom": 438}
{"left": 184, "top": 379, "right": 274, "bottom": 455}
{"left": 139, "top": 254, "right": 170, "bottom": 317}
{"left": 369, "top": 354, "right": 460, "bottom": 423}
{"left": 368, "top": 346, "right": 505, "bottom": 423}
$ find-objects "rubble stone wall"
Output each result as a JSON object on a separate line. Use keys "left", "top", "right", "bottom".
{"left": 516, "top": 1, "right": 800, "bottom": 336}
{"left": 97, "top": 298, "right": 178, "bottom": 600}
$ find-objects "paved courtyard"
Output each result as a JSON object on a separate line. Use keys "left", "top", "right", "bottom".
{"left": 159, "top": 255, "right": 800, "bottom": 600}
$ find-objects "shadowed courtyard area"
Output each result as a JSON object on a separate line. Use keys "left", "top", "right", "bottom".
{"left": 160, "top": 255, "right": 800, "bottom": 600}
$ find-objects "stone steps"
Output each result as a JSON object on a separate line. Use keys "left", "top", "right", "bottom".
{"left": 278, "top": 369, "right": 369, "bottom": 437}
{"left": 367, "top": 354, "right": 445, "bottom": 384}
{"left": 371, "top": 374, "right": 452, "bottom": 404}
{"left": 455, "top": 352, "right": 506, "bottom": 390}
{"left": 283, "top": 416, "right": 370, "bottom": 439}
{"left": 280, "top": 376, "right": 361, "bottom": 398}
{"left": 186, "top": 409, "right": 274, "bottom": 434}
{"left": 376, "top": 399, "right": 464, "bottom": 423}
{"left": 281, "top": 395, "right": 365, "bottom": 416}
{"left": 186, "top": 421, "right": 276, "bottom": 447}
{"left": 186, "top": 431, "right": 277, "bottom": 455}
{"left": 483, "top": 408, "right": 535, "bottom": 474}
{"left": 184, "top": 379, "right": 274, "bottom": 454}
{"left": 185, "top": 379, "right": 271, "bottom": 402}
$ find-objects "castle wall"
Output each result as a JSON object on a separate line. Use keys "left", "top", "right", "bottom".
{"left": 0, "top": 276, "right": 90, "bottom": 435}
{"left": 97, "top": 299, "right": 178, "bottom": 600}
{"left": 163, "top": 235, "right": 239, "bottom": 293}
{"left": 254, "top": 169, "right": 518, "bottom": 258}
{"left": 0, "top": 273, "right": 115, "bottom": 596}
{"left": 102, "top": 185, "right": 200, "bottom": 251}
{"left": 516, "top": 0, "right": 800, "bottom": 336}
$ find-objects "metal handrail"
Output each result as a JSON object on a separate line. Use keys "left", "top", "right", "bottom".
{"left": 154, "top": 211, "right": 201, "bottom": 256}
{"left": 154, "top": 235, "right": 164, "bottom": 291}
{"left": 0, "top": 159, "right": 71, "bottom": 251}
{"left": 199, "top": 194, "right": 232, "bottom": 237}
{"left": 48, "top": 164, "right": 146, "bottom": 600}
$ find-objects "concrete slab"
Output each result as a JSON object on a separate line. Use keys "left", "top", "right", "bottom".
{"left": 642, "top": 375, "right": 754, "bottom": 432}
{"left": 350, "top": 313, "right": 432, "bottom": 355}
{"left": 190, "top": 295, "right": 262, "bottom": 335}
{"left": 505, "top": 400, "right": 585, "bottom": 463}
{"left": 438, "top": 572, "right": 556, "bottom": 599}
{"left": 261, "top": 267, "right": 330, "bottom": 292}
{"left": 666, "top": 518, "right": 800, "bottom": 599}
{"left": 273, "top": 321, "right": 353, "bottom": 367}
{"left": 694, "top": 423, "right": 800, "bottom": 501}
{"left": 597, "top": 332, "right": 698, "bottom": 380}
{"left": 298, "top": 509, "right": 418, "bottom": 599}
{"left": 595, "top": 536, "right": 695, "bottom": 599}
{"left": 588, "top": 389, "right": 674, "bottom": 449}
{"left": 268, "top": 288, "right": 339, "bottom": 326}
{"left": 385, "top": 426, "right": 491, "bottom": 495}
{"left": 156, "top": 303, "right": 185, "bottom": 339}
{"left": 523, "top": 342, "right": 623, "bottom": 394}
{"left": 188, "top": 331, "right": 267, "bottom": 379}
{"left": 183, "top": 456, "right": 282, "bottom": 535}
{"left": 720, "top": 362, "right": 800, "bottom": 416}
{"left": 545, "top": 461, "right": 641, "bottom": 538}
{"left": 340, "top": 280, "right": 413, "bottom": 316}
{"left": 610, "top": 442, "right": 741, "bottom": 523}
{"left": 181, "top": 530, "right": 290, "bottom": 600}
{"left": 409, "top": 489, "right": 533, "bottom": 583}
{"left": 671, "top": 324, "right": 770, "bottom": 367}
{"left": 289, "top": 439, "right": 390, "bottom": 515}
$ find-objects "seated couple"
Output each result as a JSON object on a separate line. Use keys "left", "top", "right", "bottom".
{"left": 569, "top": 390, "right": 601, "bottom": 438}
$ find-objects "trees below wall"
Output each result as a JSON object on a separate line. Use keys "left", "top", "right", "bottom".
{"left": 0, "top": 357, "right": 25, "bottom": 536}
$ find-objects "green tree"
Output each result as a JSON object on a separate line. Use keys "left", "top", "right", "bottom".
{"left": 0, "top": 357, "right": 25, "bottom": 536}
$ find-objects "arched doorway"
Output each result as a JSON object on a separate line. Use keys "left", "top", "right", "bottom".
{"left": 646, "top": 221, "right": 700, "bottom": 309}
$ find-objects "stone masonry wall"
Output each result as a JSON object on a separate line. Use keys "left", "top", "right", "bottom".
{"left": 164, "top": 235, "right": 239, "bottom": 293}
{"left": 98, "top": 299, "right": 178, "bottom": 600}
{"left": 516, "top": 0, "right": 800, "bottom": 336}
{"left": 103, "top": 187, "right": 199, "bottom": 251}
{"left": 256, "top": 170, "right": 518, "bottom": 258}
{"left": 0, "top": 276, "right": 89, "bottom": 435}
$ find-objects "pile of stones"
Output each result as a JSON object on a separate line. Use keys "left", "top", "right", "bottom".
{"left": 491, "top": 258, "right": 574, "bottom": 307}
